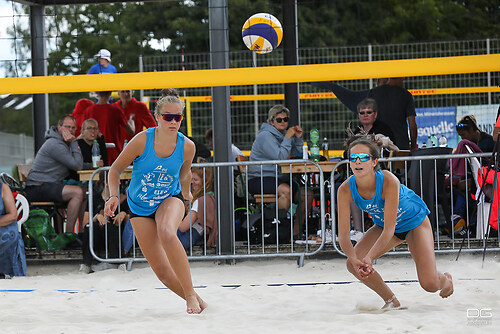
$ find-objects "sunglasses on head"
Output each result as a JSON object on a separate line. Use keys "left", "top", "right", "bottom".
{"left": 349, "top": 153, "right": 372, "bottom": 162}
{"left": 358, "top": 110, "right": 374, "bottom": 115}
{"left": 161, "top": 113, "right": 183, "bottom": 122}
{"left": 275, "top": 117, "right": 289, "bottom": 123}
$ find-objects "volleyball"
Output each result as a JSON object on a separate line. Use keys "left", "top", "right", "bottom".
{"left": 242, "top": 13, "right": 283, "bottom": 54}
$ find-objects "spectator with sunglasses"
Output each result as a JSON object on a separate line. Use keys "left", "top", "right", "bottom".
{"left": 104, "top": 94, "right": 205, "bottom": 314}
{"left": 249, "top": 105, "right": 313, "bottom": 236}
{"left": 355, "top": 98, "right": 396, "bottom": 145}
{"left": 337, "top": 129, "right": 453, "bottom": 309}
{"left": 455, "top": 115, "right": 495, "bottom": 153}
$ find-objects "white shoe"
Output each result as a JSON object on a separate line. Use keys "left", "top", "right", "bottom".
{"left": 91, "top": 262, "right": 118, "bottom": 272}
{"left": 349, "top": 230, "right": 364, "bottom": 243}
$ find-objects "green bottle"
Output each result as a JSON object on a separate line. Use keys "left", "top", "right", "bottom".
{"left": 310, "top": 127, "right": 320, "bottom": 162}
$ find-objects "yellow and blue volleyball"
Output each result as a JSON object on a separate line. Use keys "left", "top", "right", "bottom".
{"left": 242, "top": 13, "right": 283, "bottom": 54}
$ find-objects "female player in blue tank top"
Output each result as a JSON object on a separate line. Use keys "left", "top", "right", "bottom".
{"left": 337, "top": 129, "right": 453, "bottom": 309}
{"left": 104, "top": 94, "right": 205, "bottom": 314}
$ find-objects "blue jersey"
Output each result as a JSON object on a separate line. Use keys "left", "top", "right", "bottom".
{"left": 127, "top": 128, "right": 185, "bottom": 216}
{"left": 348, "top": 170, "right": 430, "bottom": 233}
{"left": 87, "top": 63, "right": 117, "bottom": 74}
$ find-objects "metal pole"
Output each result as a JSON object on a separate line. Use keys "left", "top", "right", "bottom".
{"left": 138, "top": 55, "right": 144, "bottom": 101}
{"left": 208, "top": 0, "right": 233, "bottom": 254}
{"left": 253, "top": 51, "right": 259, "bottom": 137}
{"left": 30, "top": 5, "right": 49, "bottom": 153}
{"left": 282, "top": 0, "right": 300, "bottom": 127}
{"left": 368, "top": 44, "right": 373, "bottom": 89}
{"left": 486, "top": 38, "right": 491, "bottom": 105}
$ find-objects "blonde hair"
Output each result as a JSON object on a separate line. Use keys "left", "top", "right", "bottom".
{"left": 154, "top": 95, "right": 185, "bottom": 115}
{"left": 191, "top": 167, "right": 214, "bottom": 202}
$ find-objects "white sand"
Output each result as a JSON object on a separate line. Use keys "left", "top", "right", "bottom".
{"left": 1, "top": 254, "right": 499, "bottom": 333}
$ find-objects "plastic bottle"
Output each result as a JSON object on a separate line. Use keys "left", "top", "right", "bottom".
{"left": 421, "top": 142, "right": 427, "bottom": 149}
{"left": 430, "top": 134, "right": 438, "bottom": 147}
{"left": 123, "top": 139, "right": 128, "bottom": 150}
{"left": 309, "top": 128, "right": 320, "bottom": 162}
{"left": 92, "top": 140, "right": 100, "bottom": 168}
{"left": 439, "top": 135, "right": 447, "bottom": 147}
{"left": 426, "top": 135, "right": 432, "bottom": 148}
{"left": 302, "top": 142, "right": 309, "bottom": 160}
{"left": 321, "top": 137, "right": 329, "bottom": 161}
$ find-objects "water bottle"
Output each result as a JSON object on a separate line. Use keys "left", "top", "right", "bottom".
{"left": 321, "top": 137, "right": 329, "bottom": 161}
{"left": 309, "top": 128, "right": 320, "bottom": 162}
{"left": 431, "top": 134, "right": 438, "bottom": 147}
{"left": 439, "top": 135, "right": 447, "bottom": 147}
{"left": 123, "top": 139, "right": 128, "bottom": 150}
{"left": 426, "top": 136, "right": 432, "bottom": 148}
{"left": 92, "top": 140, "right": 100, "bottom": 168}
{"left": 302, "top": 142, "right": 309, "bottom": 160}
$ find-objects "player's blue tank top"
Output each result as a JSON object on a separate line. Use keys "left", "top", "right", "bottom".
{"left": 348, "top": 170, "right": 430, "bottom": 233}
{"left": 127, "top": 128, "right": 184, "bottom": 216}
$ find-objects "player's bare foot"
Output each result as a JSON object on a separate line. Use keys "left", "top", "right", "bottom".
{"left": 185, "top": 293, "right": 201, "bottom": 314}
{"left": 197, "top": 294, "right": 207, "bottom": 313}
{"left": 440, "top": 272, "right": 453, "bottom": 298}
{"left": 382, "top": 295, "right": 401, "bottom": 310}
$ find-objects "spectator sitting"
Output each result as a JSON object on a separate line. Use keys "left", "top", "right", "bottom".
{"left": 177, "top": 166, "right": 217, "bottom": 248}
{"left": 354, "top": 98, "right": 396, "bottom": 145}
{"left": 0, "top": 183, "right": 26, "bottom": 278}
{"left": 77, "top": 119, "right": 109, "bottom": 169}
{"left": 248, "top": 105, "right": 312, "bottom": 236}
{"left": 87, "top": 49, "right": 117, "bottom": 75}
{"left": 205, "top": 128, "right": 244, "bottom": 167}
{"left": 83, "top": 91, "right": 135, "bottom": 164}
{"left": 113, "top": 90, "right": 157, "bottom": 142}
{"left": 455, "top": 114, "right": 495, "bottom": 153}
{"left": 25, "top": 115, "right": 84, "bottom": 233}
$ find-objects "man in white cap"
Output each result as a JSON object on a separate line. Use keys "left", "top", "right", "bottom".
{"left": 88, "top": 49, "right": 117, "bottom": 74}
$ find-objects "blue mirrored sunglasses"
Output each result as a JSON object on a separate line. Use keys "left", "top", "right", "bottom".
{"left": 349, "top": 153, "right": 372, "bottom": 162}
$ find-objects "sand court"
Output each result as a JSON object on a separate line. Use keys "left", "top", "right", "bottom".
{"left": 1, "top": 254, "right": 499, "bottom": 333}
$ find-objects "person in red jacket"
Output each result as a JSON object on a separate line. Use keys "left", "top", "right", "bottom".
{"left": 114, "top": 90, "right": 157, "bottom": 142}
{"left": 83, "top": 91, "right": 134, "bottom": 164}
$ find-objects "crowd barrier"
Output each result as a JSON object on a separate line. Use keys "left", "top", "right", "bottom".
{"left": 86, "top": 160, "right": 327, "bottom": 269}
{"left": 86, "top": 151, "right": 499, "bottom": 270}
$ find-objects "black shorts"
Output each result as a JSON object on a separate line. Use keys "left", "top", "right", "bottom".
{"left": 394, "top": 230, "right": 410, "bottom": 241}
{"left": 129, "top": 192, "right": 184, "bottom": 219}
{"left": 26, "top": 183, "right": 65, "bottom": 203}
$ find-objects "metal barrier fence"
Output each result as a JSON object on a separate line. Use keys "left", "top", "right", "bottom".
{"left": 86, "top": 151, "right": 500, "bottom": 269}
{"left": 329, "top": 151, "right": 500, "bottom": 257}
{"left": 86, "top": 160, "right": 327, "bottom": 269}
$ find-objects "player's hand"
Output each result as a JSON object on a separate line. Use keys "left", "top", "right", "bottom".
{"left": 104, "top": 196, "right": 119, "bottom": 218}
{"left": 184, "top": 191, "right": 193, "bottom": 203}
{"left": 359, "top": 257, "right": 374, "bottom": 278}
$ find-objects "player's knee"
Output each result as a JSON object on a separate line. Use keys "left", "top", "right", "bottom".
{"left": 157, "top": 225, "right": 178, "bottom": 244}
